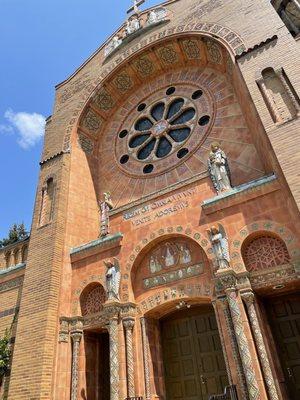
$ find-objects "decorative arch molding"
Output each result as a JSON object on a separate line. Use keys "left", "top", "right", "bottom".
{"left": 121, "top": 225, "right": 214, "bottom": 302}
{"left": 229, "top": 220, "right": 300, "bottom": 272}
{"left": 62, "top": 24, "right": 246, "bottom": 151}
{"left": 72, "top": 274, "right": 105, "bottom": 315}
{"left": 137, "top": 288, "right": 213, "bottom": 317}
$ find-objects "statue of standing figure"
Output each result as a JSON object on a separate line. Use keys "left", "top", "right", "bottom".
{"left": 207, "top": 225, "right": 230, "bottom": 270}
{"left": 125, "top": 15, "right": 141, "bottom": 35}
{"left": 104, "top": 258, "right": 121, "bottom": 301}
{"left": 208, "top": 142, "right": 232, "bottom": 194}
{"left": 99, "top": 192, "right": 113, "bottom": 238}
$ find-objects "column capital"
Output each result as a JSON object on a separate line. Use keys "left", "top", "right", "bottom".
{"left": 215, "top": 269, "right": 237, "bottom": 292}
{"left": 70, "top": 331, "right": 83, "bottom": 343}
{"left": 241, "top": 290, "right": 255, "bottom": 305}
{"left": 123, "top": 317, "right": 135, "bottom": 330}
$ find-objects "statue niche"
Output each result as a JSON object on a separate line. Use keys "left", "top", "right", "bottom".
{"left": 132, "top": 237, "right": 208, "bottom": 298}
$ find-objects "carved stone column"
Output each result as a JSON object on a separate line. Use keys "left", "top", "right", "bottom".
{"left": 212, "top": 299, "right": 233, "bottom": 385}
{"left": 109, "top": 316, "right": 119, "bottom": 400}
{"left": 242, "top": 291, "right": 280, "bottom": 400}
{"left": 123, "top": 317, "right": 136, "bottom": 398}
{"left": 218, "top": 296, "right": 249, "bottom": 400}
{"left": 70, "top": 321, "right": 83, "bottom": 400}
{"left": 140, "top": 317, "right": 151, "bottom": 400}
{"left": 218, "top": 272, "right": 260, "bottom": 400}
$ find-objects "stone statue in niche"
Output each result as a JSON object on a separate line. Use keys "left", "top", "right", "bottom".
{"left": 207, "top": 225, "right": 230, "bottom": 270}
{"left": 99, "top": 192, "right": 113, "bottom": 238}
{"left": 104, "top": 258, "right": 121, "bottom": 301}
{"left": 149, "top": 255, "right": 162, "bottom": 274}
{"left": 208, "top": 142, "right": 232, "bottom": 194}
{"left": 179, "top": 245, "right": 192, "bottom": 264}
{"left": 125, "top": 15, "right": 141, "bottom": 35}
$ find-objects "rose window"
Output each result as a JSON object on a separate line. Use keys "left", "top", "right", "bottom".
{"left": 129, "top": 98, "right": 196, "bottom": 161}
{"left": 115, "top": 84, "right": 215, "bottom": 177}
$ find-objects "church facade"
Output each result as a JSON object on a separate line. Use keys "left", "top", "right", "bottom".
{"left": 1, "top": 0, "right": 300, "bottom": 399}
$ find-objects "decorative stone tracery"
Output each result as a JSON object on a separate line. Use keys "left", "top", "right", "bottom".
{"left": 80, "top": 284, "right": 106, "bottom": 316}
{"left": 243, "top": 235, "right": 290, "bottom": 272}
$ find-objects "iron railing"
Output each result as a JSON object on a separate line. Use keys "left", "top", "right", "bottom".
{"left": 209, "top": 385, "right": 238, "bottom": 400}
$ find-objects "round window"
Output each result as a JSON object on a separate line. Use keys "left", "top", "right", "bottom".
{"left": 115, "top": 83, "right": 214, "bottom": 177}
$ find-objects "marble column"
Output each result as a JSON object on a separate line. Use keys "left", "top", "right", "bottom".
{"left": 109, "top": 317, "right": 119, "bottom": 400}
{"left": 70, "top": 331, "right": 82, "bottom": 400}
{"left": 242, "top": 291, "right": 280, "bottom": 400}
{"left": 217, "top": 272, "right": 261, "bottom": 400}
{"left": 123, "top": 317, "right": 136, "bottom": 398}
{"left": 217, "top": 296, "right": 249, "bottom": 399}
{"left": 140, "top": 317, "right": 151, "bottom": 400}
{"left": 212, "top": 299, "right": 233, "bottom": 385}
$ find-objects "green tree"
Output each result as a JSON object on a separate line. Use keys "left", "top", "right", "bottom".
{"left": 0, "top": 330, "right": 11, "bottom": 382}
{"left": 0, "top": 223, "right": 28, "bottom": 248}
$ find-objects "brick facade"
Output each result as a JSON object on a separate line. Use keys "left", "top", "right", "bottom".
{"left": 1, "top": 1, "right": 300, "bottom": 399}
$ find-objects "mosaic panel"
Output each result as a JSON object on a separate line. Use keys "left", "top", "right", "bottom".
{"left": 206, "top": 40, "right": 223, "bottom": 64}
{"left": 82, "top": 109, "right": 103, "bottom": 134}
{"left": 94, "top": 89, "right": 115, "bottom": 111}
{"left": 157, "top": 45, "right": 179, "bottom": 64}
{"left": 113, "top": 72, "right": 133, "bottom": 93}
{"left": 182, "top": 39, "right": 201, "bottom": 59}
{"left": 143, "top": 263, "right": 204, "bottom": 289}
{"left": 132, "top": 56, "right": 154, "bottom": 77}
{"left": 78, "top": 133, "right": 94, "bottom": 154}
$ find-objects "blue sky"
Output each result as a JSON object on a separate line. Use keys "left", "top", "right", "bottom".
{"left": 0, "top": 0, "right": 160, "bottom": 239}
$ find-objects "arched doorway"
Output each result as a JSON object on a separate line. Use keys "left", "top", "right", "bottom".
{"left": 242, "top": 234, "right": 300, "bottom": 400}
{"left": 80, "top": 283, "right": 110, "bottom": 400}
{"left": 160, "top": 304, "right": 228, "bottom": 400}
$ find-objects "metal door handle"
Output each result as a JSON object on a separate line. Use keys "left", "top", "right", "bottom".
{"left": 287, "top": 367, "right": 293, "bottom": 379}
{"left": 200, "top": 375, "right": 206, "bottom": 385}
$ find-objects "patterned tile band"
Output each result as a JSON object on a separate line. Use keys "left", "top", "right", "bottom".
{"left": 143, "top": 263, "right": 204, "bottom": 289}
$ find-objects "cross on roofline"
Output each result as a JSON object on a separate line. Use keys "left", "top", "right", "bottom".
{"left": 127, "top": 0, "right": 145, "bottom": 15}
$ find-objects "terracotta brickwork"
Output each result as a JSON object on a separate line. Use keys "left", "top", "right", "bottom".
{"left": 2, "top": 0, "right": 300, "bottom": 400}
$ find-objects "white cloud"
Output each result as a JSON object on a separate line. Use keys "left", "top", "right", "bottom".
{"left": 0, "top": 109, "right": 46, "bottom": 149}
{"left": 0, "top": 124, "right": 14, "bottom": 134}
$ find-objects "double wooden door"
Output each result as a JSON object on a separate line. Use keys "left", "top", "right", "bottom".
{"left": 265, "top": 294, "right": 300, "bottom": 400}
{"left": 161, "top": 307, "right": 228, "bottom": 400}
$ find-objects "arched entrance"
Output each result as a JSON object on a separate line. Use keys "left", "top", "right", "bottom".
{"left": 242, "top": 233, "right": 300, "bottom": 400}
{"left": 160, "top": 304, "right": 229, "bottom": 400}
{"left": 79, "top": 283, "right": 110, "bottom": 400}
{"left": 83, "top": 329, "right": 110, "bottom": 400}
{"left": 263, "top": 294, "right": 300, "bottom": 400}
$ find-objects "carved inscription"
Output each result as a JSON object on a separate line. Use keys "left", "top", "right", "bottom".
{"left": 123, "top": 188, "right": 196, "bottom": 227}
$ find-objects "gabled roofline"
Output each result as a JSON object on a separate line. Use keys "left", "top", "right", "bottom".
{"left": 55, "top": 0, "right": 179, "bottom": 90}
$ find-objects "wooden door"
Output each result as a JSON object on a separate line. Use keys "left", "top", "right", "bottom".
{"left": 265, "top": 294, "right": 300, "bottom": 400}
{"left": 84, "top": 331, "right": 110, "bottom": 400}
{"left": 161, "top": 307, "right": 228, "bottom": 400}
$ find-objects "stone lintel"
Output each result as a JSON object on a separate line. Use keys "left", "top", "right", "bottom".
{"left": 70, "top": 233, "right": 123, "bottom": 262}
{"left": 202, "top": 174, "right": 278, "bottom": 214}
